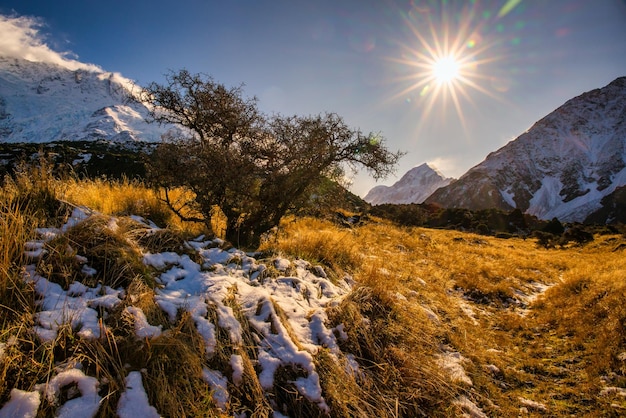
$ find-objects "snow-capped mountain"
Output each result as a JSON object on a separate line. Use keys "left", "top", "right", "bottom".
{"left": 426, "top": 77, "right": 626, "bottom": 222}
{"left": 364, "top": 163, "right": 454, "bottom": 205}
{"left": 0, "top": 57, "right": 166, "bottom": 143}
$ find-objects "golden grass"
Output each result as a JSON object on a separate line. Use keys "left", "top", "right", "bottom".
{"left": 0, "top": 198, "right": 41, "bottom": 406}
{"left": 262, "top": 216, "right": 362, "bottom": 276}
{"left": 3, "top": 168, "right": 626, "bottom": 416}
{"left": 59, "top": 177, "right": 206, "bottom": 235}
{"left": 264, "top": 216, "right": 626, "bottom": 416}
{"left": 0, "top": 201, "right": 30, "bottom": 282}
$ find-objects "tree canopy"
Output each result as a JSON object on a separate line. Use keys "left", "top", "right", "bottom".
{"left": 141, "top": 70, "right": 403, "bottom": 246}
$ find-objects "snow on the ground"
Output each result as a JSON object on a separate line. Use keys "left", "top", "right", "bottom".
{"left": 202, "top": 368, "right": 230, "bottom": 410}
{"left": 1, "top": 208, "right": 352, "bottom": 416}
{"left": 600, "top": 387, "right": 626, "bottom": 397}
{"left": 117, "top": 371, "right": 161, "bottom": 418}
{"left": 37, "top": 368, "right": 101, "bottom": 418}
{"left": 24, "top": 263, "right": 123, "bottom": 342}
{"left": 453, "top": 395, "right": 488, "bottom": 418}
{"left": 0, "top": 207, "right": 501, "bottom": 416}
{"left": 516, "top": 281, "right": 555, "bottom": 317}
{"left": 436, "top": 351, "right": 473, "bottom": 386}
{"left": 145, "top": 234, "right": 348, "bottom": 413}
{"left": 518, "top": 397, "right": 548, "bottom": 413}
{"left": 124, "top": 306, "right": 162, "bottom": 339}
{"left": 0, "top": 389, "right": 40, "bottom": 418}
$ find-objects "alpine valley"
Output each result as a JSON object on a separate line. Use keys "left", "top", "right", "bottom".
{"left": 2, "top": 56, "right": 625, "bottom": 224}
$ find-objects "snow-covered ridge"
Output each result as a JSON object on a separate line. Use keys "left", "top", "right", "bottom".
{"left": 364, "top": 162, "right": 454, "bottom": 205}
{"left": 0, "top": 56, "right": 168, "bottom": 143}
{"left": 426, "top": 76, "right": 626, "bottom": 222}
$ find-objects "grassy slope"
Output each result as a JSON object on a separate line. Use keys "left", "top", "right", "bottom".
{"left": 266, "top": 217, "right": 626, "bottom": 416}
{"left": 1, "top": 173, "right": 625, "bottom": 417}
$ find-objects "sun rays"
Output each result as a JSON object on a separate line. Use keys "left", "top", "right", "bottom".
{"left": 390, "top": 4, "right": 506, "bottom": 131}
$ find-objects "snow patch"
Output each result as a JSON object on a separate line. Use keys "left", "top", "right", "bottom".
{"left": 124, "top": 306, "right": 162, "bottom": 339}
{"left": 0, "top": 389, "right": 40, "bottom": 418}
{"left": 37, "top": 368, "right": 101, "bottom": 418}
{"left": 437, "top": 351, "right": 473, "bottom": 386}
{"left": 117, "top": 372, "right": 161, "bottom": 418}
{"left": 202, "top": 368, "right": 229, "bottom": 410}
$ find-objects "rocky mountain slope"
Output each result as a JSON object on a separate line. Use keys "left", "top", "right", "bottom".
{"left": 426, "top": 77, "right": 626, "bottom": 222}
{"left": 364, "top": 163, "right": 453, "bottom": 205}
{"left": 0, "top": 57, "right": 168, "bottom": 143}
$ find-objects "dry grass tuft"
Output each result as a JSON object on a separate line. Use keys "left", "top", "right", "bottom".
{"left": 327, "top": 285, "right": 454, "bottom": 416}
{"left": 0, "top": 196, "right": 42, "bottom": 406}
{"left": 39, "top": 214, "right": 149, "bottom": 289}
{"left": 211, "top": 289, "right": 274, "bottom": 417}
{"left": 60, "top": 177, "right": 170, "bottom": 226}
{"left": 261, "top": 217, "right": 362, "bottom": 279}
{"left": 140, "top": 313, "right": 216, "bottom": 417}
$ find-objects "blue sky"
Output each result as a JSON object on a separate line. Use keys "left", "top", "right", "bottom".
{"left": 1, "top": 0, "right": 625, "bottom": 196}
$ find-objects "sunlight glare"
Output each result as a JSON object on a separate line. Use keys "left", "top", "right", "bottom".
{"left": 387, "top": 3, "right": 507, "bottom": 133}
{"left": 432, "top": 55, "right": 460, "bottom": 84}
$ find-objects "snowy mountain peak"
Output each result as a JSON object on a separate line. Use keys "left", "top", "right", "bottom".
{"left": 364, "top": 162, "right": 454, "bottom": 205}
{"left": 426, "top": 76, "right": 626, "bottom": 222}
{"left": 0, "top": 57, "right": 167, "bottom": 143}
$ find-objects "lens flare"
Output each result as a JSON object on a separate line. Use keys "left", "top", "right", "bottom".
{"left": 388, "top": 3, "right": 508, "bottom": 131}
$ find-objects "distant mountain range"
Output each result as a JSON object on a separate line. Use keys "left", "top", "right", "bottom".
{"left": 364, "top": 163, "right": 453, "bottom": 205}
{"left": 368, "top": 77, "right": 626, "bottom": 223}
{"left": 0, "top": 57, "right": 168, "bottom": 143}
{"left": 1, "top": 56, "right": 625, "bottom": 224}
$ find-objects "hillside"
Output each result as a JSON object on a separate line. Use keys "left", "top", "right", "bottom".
{"left": 0, "top": 57, "right": 169, "bottom": 143}
{"left": 1, "top": 172, "right": 625, "bottom": 417}
{"left": 426, "top": 77, "right": 626, "bottom": 222}
{"left": 0, "top": 140, "right": 156, "bottom": 180}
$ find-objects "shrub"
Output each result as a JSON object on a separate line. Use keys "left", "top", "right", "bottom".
{"left": 140, "top": 70, "right": 402, "bottom": 247}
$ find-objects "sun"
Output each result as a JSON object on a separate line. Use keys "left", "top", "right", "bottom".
{"left": 432, "top": 55, "right": 460, "bottom": 84}
{"left": 388, "top": 4, "right": 504, "bottom": 129}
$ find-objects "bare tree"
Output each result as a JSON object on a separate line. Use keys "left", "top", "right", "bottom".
{"left": 141, "top": 70, "right": 403, "bottom": 247}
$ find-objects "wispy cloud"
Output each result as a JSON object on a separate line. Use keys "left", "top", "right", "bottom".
{"left": 0, "top": 14, "right": 102, "bottom": 72}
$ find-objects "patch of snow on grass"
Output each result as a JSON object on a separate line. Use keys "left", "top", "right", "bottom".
{"left": 458, "top": 301, "right": 478, "bottom": 325}
{"left": 421, "top": 305, "right": 441, "bottom": 324}
{"left": 453, "top": 395, "right": 487, "bottom": 418}
{"left": 117, "top": 371, "right": 161, "bottom": 418}
{"left": 0, "top": 389, "right": 40, "bottom": 418}
{"left": 202, "top": 368, "right": 229, "bottom": 410}
{"left": 600, "top": 387, "right": 626, "bottom": 397}
{"left": 518, "top": 397, "right": 547, "bottom": 412}
{"left": 38, "top": 368, "right": 101, "bottom": 418}
{"left": 24, "top": 240, "right": 46, "bottom": 259}
{"left": 273, "top": 257, "right": 290, "bottom": 271}
{"left": 143, "top": 251, "right": 181, "bottom": 270}
{"left": 230, "top": 354, "right": 244, "bottom": 386}
{"left": 216, "top": 303, "right": 243, "bottom": 345}
{"left": 24, "top": 266, "right": 122, "bottom": 341}
{"left": 61, "top": 207, "right": 92, "bottom": 232}
{"left": 517, "top": 281, "right": 554, "bottom": 317}
{"left": 437, "top": 351, "right": 473, "bottom": 386}
{"left": 124, "top": 306, "right": 162, "bottom": 339}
